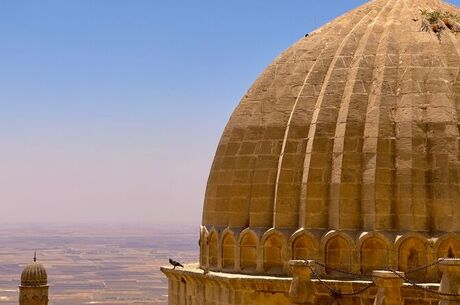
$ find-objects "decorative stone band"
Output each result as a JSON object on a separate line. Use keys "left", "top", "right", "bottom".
{"left": 200, "top": 226, "right": 460, "bottom": 282}
{"left": 19, "top": 286, "right": 49, "bottom": 305}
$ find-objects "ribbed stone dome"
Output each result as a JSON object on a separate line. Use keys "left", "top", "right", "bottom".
{"left": 200, "top": 0, "right": 460, "bottom": 280}
{"left": 21, "top": 262, "right": 48, "bottom": 287}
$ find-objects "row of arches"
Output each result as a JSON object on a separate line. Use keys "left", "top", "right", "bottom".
{"left": 200, "top": 227, "right": 460, "bottom": 281}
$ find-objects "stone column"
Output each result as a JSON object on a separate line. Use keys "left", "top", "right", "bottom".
{"left": 439, "top": 258, "right": 460, "bottom": 305}
{"left": 288, "top": 260, "right": 316, "bottom": 305}
{"left": 372, "top": 270, "right": 404, "bottom": 305}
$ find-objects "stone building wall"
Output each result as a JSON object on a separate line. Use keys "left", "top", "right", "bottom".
{"left": 161, "top": 265, "right": 441, "bottom": 305}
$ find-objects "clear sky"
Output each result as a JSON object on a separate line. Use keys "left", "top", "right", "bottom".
{"left": 2, "top": 0, "right": 460, "bottom": 227}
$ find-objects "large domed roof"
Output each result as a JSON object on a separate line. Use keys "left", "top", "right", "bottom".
{"left": 200, "top": 0, "right": 460, "bottom": 280}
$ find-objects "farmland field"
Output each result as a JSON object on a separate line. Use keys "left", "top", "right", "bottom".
{"left": 0, "top": 224, "right": 198, "bottom": 305}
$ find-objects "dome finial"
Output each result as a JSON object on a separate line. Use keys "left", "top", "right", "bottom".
{"left": 33, "top": 251, "right": 37, "bottom": 262}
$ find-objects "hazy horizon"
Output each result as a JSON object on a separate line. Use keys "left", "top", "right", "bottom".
{"left": 3, "top": 0, "right": 460, "bottom": 226}
{"left": 0, "top": 221, "right": 199, "bottom": 228}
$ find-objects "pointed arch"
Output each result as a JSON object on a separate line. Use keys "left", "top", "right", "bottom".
{"left": 239, "top": 229, "right": 259, "bottom": 273}
{"left": 432, "top": 233, "right": 460, "bottom": 280}
{"left": 322, "top": 231, "right": 354, "bottom": 275}
{"left": 200, "top": 226, "right": 209, "bottom": 268}
{"left": 208, "top": 229, "right": 219, "bottom": 269}
{"left": 221, "top": 229, "right": 236, "bottom": 270}
{"left": 358, "top": 232, "right": 390, "bottom": 274}
{"left": 434, "top": 233, "right": 460, "bottom": 259}
{"left": 289, "top": 229, "right": 319, "bottom": 261}
{"left": 396, "top": 233, "right": 429, "bottom": 280}
{"left": 261, "top": 229, "right": 287, "bottom": 274}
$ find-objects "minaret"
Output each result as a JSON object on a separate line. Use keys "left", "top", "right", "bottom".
{"left": 19, "top": 253, "right": 49, "bottom": 305}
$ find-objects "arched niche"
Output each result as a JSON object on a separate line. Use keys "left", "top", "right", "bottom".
{"left": 434, "top": 236, "right": 460, "bottom": 280}
{"left": 200, "top": 227, "right": 208, "bottom": 268}
{"left": 221, "top": 233, "right": 236, "bottom": 270}
{"left": 325, "top": 235, "right": 351, "bottom": 275}
{"left": 240, "top": 233, "right": 257, "bottom": 272}
{"left": 292, "top": 235, "right": 316, "bottom": 260}
{"left": 398, "top": 237, "right": 427, "bottom": 280}
{"left": 263, "top": 234, "right": 284, "bottom": 275}
{"left": 361, "top": 237, "right": 389, "bottom": 275}
{"left": 209, "top": 232, "right": 218, "bottom": 269}
{"left": 437, "top": 237, "right": 460, "bottom": 259}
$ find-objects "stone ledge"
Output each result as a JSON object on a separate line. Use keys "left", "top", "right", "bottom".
{"left": 161, "top": 263, "right": 441, "bottom": 288}
{"left": 161, "top": 263, "right": 291, "bottom": 282}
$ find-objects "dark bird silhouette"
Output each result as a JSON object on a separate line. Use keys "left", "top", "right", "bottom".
{"left": 305, "top": 33, "right": 309, "bottom": 37}
{"left": 169, "top": 258, "right": 184, "bottom": 269}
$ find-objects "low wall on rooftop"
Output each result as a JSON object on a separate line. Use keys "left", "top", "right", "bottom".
{"left": 161, "top": 264, "right": 442, "bottom": 305}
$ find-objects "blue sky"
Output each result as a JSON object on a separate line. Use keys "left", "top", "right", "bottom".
{"left": 1, "top": 0, "right": 459, "bottom": 226}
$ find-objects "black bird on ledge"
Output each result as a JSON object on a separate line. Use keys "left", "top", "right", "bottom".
{"left": 169, "top": 258, "right": 184, "bottom": 269}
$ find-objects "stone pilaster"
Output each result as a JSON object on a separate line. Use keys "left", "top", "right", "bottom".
{"left": 288, "top": 260, "right": 316, "bottom": 305}
{"left": 372, "top": 270, "right": 404, "bottom": 305}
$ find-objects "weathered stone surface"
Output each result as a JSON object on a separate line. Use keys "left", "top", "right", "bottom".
{"left": 200, "top": 0, "right": 460, "bottom": 283}
{"left": 288, "top": 260, "right": 316, "bottom": 305}
{"left": 373, "top": 271, "right": 404, "bottom": 305}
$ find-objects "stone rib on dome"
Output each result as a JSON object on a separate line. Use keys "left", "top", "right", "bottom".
{"left": 200, "top": 0, "right": 460, "bottom": 280}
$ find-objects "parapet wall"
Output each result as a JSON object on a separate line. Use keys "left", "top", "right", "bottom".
{"left": 200, "top": 226, "right": 460, "bottom": 282}
{"left": 161, "top": 265, "right": 441, "bottom": 305}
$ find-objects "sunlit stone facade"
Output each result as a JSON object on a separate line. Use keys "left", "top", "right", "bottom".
{"left": 163, "top": 0, "right": 460, "bottom": 303}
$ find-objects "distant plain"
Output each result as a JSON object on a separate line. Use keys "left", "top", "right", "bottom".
{"left": 0, "top": 224, "right": 198, "bottom": 305}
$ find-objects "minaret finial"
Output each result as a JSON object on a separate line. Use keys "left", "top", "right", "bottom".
{"left": 33, "top": 251, "right": 37, "bottom": 262}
